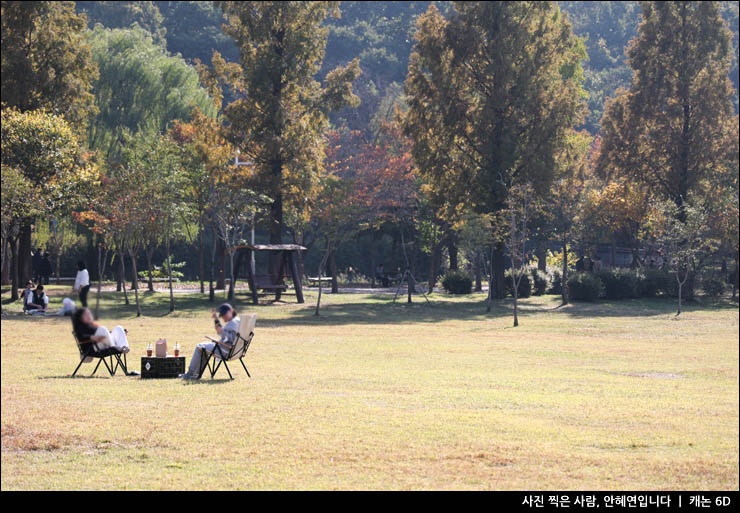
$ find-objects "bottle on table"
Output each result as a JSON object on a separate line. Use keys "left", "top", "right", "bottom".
{"left": 146, "top": 342, "right": 153, "bottom": 357}
{"left": 174, "top": 343, "right": 180, "bottom": 357}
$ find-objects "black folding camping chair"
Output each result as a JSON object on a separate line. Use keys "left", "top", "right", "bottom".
{"left": 72, "top": 331, "right": 128, "bottom": 377}
{"left": 197, "top": 314, "right": 256, "bottom": 380}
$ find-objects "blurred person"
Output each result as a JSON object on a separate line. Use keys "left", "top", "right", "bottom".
{"left": 73, "top": 260, "right": 90, "bottom": 307}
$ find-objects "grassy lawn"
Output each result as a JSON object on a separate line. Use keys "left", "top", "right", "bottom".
{"left": 1, "top": 285, "right": 738, "bottom": 490}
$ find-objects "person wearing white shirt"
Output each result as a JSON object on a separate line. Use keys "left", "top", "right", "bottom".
{"left": 73, "top": 260, "right": 91, "bottom": 307}
{"left": 24, "top": 284, "right": 49, "bottom": 313}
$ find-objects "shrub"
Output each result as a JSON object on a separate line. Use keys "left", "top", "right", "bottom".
{"left": 547, "top": 268, "right": 562, "bottom": 295}
{"left": 505, "top": 270, "right": 532, "bottom": 298}
{"left": 702, "top": 275, "right": 726, "bottom": 297}
{"left": 567, "top": 272, "right": 604, "bottom": 301}
{"left": 596, "top": 268, "right": 640, "bottom": 299}
{"left": 441, "top": 270, "right": 473, "bottom": 294}
{"left": 529, "top": 268, "right": 549, "bottom": 296}
{"left": 637, "top": 268, "right": 672, "bottom": 297}
{"left": 138, "top": 260, "right": 185, "bottom": 281}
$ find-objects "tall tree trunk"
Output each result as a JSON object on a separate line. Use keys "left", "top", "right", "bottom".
{"left": 512, "top": 277, "right": 519, "bottom": 327}
{"left": 94, "top": 246, "right": 108, "bottom": 320}
{"left": 269, "top": 158, "right": 284, "bottom": 277}
{"left": 209, "top": 226, "right": 216, "bottom": 302}
{"left": 448, "top": 241, "right": 458, "bottom": 271}
{"left": 428, "top": 243, "right": 439, "bottom": 294}
{"left": 119, "top": 251, "right": 129, "bottom": 305}
{"left": 18, "top": 224, "right": 32, "bottom": 285}
{"left": 329, "top": 249, "right": 338, "bottom": 293}
{"left": 216, "top": 236, "right": 226, "bottom": 290}
{"left": 677, "top": 280, "right": 683, "bottom": 316}
{"left": 130, "top": 251, "right": 141, "bottom": 317}
{"left": 227, "top": 247, "right": 237, "bottom": 301}
{"left": 198, "top": 221, "right": 205, "bottom": 294}
{"left": 315, "top": 251, "right": 330, "bottom": 316}
{"left": 610, "top": 238, "right": 617, "bottom": 268}
{"left": 55, "top": 253, "right": 62, "bottom": 285}
{"left": 536, "top": 240, "right": 547, "bottom": 272}
{"left": 9, "top": 237, "right": 19, "bottom": 300}
{"left": 115, "top": 252, "right": 122, "bottom": 292}
{"left": 370, "top": 232, "right": 377, "bottom": 288}
{"left": 167, "top": 236, "right": 175, "bottom": 312}
{"left": 560, "top": 242, "right": 568, "bottom": 305}
{"left": 561, "top": 242, "right": 569, "bottom": 305}
{"left": 486, "top": 244, "right": 494, "bottom": 313}
{"left": 474, "top": 251, "right": 483, "bottom": 292}
{"left": 145, "top": 247, "right": 155, "bottom": 292}
{"left": 1, "top": 239, "right": 10, "bottom": 285}
{"left": 492, "top": 244, "right": 505, "bottom": 299}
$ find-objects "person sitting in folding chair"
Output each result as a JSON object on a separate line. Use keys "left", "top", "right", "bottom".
{"left": 179, "top": 303, "right": 239, "bottom": 380}
{"left": 72, "top": 307, "right": 131, "bottom": 353}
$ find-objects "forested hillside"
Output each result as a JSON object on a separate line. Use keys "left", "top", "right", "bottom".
{"left": 77, "top": 1, "right": 739, "bottom": 135}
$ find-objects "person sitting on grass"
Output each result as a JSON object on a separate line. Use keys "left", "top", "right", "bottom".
{"left": 25, "top": 284, "right": 49, "bottom": 313}
{"left": 71, "top": 307, "right": 130, "bottom": 353}
{"left": 179, "top": 303, "right": 240, "bottom": 380}
{"left": 20, "top": 280, "right": 34, "bottom": 308}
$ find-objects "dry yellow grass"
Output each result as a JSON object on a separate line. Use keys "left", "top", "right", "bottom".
{"left": 1, "top": 287, "right": 738, "bottom": 490}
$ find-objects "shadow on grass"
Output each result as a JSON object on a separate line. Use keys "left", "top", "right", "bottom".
{"left": 557, "top": 296, "right": 739, "bottom": 318}
{"left": 38, "top": 375, "right": 114, "bottom": 380}
{"left": 181, "top": 379, "right": 233, "bottom": 385}
{"left": 5, "top": 289, "right": 737, "bottom": 327}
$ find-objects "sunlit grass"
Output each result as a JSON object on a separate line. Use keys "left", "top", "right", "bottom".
{"left": 1, "top": 285, "right": 738, "bottom": 490}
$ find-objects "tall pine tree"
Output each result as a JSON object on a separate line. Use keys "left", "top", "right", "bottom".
{"left": 210, "top": 1, "right": 360, "bottom": 270}
{"left": 596, "top": 1, "right": 737, "bottom": 215}
{"left": 404, "top": 2, "right": 586, "bottom": 298}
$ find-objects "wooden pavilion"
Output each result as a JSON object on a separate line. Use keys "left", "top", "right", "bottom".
{"left": 233, "top": 244, "right": 306, "bottom": 304}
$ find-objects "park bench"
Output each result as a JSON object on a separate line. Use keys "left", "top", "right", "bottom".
{"left": 253, "top": 274, "right": 288, "bottom": 292}
{"left": 71, "top": 331, "right": 128, "bottom": 377}
{"left": 306, "top": 276, "right": 331, "bottom": 287}
{"left": 197, "top": 314, "right": 256, "bottom": 380}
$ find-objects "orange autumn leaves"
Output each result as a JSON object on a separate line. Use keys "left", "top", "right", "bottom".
{"left": 323, "top": 122, "right": 417, "bottom": 229}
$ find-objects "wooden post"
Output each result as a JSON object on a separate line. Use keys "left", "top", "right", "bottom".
{"left": 275, "top": 252, "right": 286, "bottom": 301}
{"left": 245, "top": 248, "right": 258, "bottom": 305}
{"left": 288, "top": 250, "right": 304, "bottom": 303}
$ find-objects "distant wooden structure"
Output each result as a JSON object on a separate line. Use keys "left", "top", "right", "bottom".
{"left": 233, "top": 244, "right": 306, "bottom": 304}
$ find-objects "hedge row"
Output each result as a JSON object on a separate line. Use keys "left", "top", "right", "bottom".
{"left": 566, "top": 269, "right": 697, "bottom": 301}
{"left": 442, "top": 266, "right": 725, "bottom": 300}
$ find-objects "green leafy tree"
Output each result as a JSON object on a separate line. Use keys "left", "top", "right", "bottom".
{"left": 404, "top": 2, "right": 586, "bottom": 300}
{"left": 596, "top": 1, "right": 737, "bottom": 214}
{"left": 544, "top": 131, "right": 593, "bottom": 305}
{"left": 1, "top": 1, "right": 99, "bottom": 129}
{"left": 560, "top": 1, "right": 639, "bottom": 133}
{"left": 1, "top": 165, "right": 40, "bottom": 300}
{"left": 1, "top": 107, "right": 97, "bottom": 287}
{"left": 87, "top": 25, "right": 215, "bottom": 162}
{"left": 505, "top": 183, "right": 540, "bottom": 327}
{"left": 311, "top": 173, "right": 363, "bottom": 315}
{"left": 170, "top": 109, "right": 233, "bottom": 295}
{"left": 208, "top": 1, "right": 361, "bottom": 275}
{"left": 647, "top": 198, "right": 714, "bottom": 315}
{"left": 78, "top": 1, "right": 167, "bottom": 46}
{"left": 119, "top": 131, "right": 186, "bottom": 311}
{"left": 2, "top": 1, "right": 99, "bottom": 284}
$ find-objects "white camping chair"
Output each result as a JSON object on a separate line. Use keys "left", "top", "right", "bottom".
{"left": 199, "top": 314, "right": 256, "bottom": 380}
